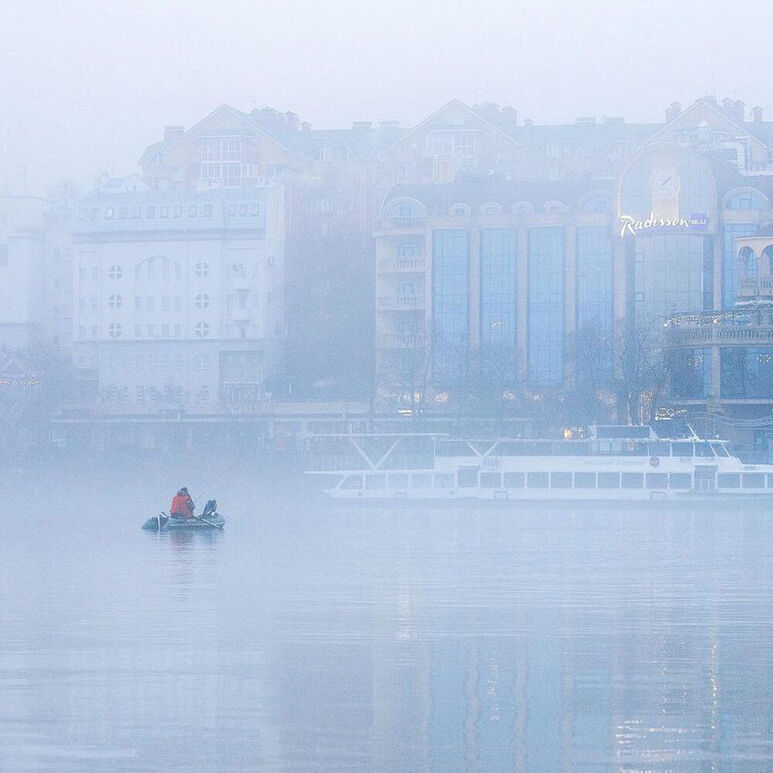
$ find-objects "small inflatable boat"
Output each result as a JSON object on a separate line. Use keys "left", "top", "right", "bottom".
{"left": 142, "top": 499, "right": 224, "bottom": 530}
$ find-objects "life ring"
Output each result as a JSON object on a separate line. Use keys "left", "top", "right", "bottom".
{"left": 650, "top": 456, "right": 660, "bottom": 467}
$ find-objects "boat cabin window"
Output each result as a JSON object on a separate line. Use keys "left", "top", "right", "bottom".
{"left": 341, "top": 474, "right": 363, "bottom": 490}
{"left": 671, "top": 442, "right": 694, "bottom": 457}
{"left": 559, "top": 441, "right": 591, "bottom": 455}
{"left": 457, "top": 467, "right": 479, "bottom": 488}
{"left": 574, "top": 472, "right": 596, "bottom": 488}
{"left": 389, "top": 473, "right": 410, "bottom": 489}
{"left": 718, "top": 473, "right": 740, "bottom": 489}
{"left": 710, "top": 443, "right": 730, "bottom": 457}
{"left": 649, "top": 441, "right": 670, "bottom": 457}
{"left": 480, "top": 472, "right": 502, "bottom": 488}
{"left": 694, "top": 442, "right": 714, "bottom": 457}
{"left": 550, "top": 472, "right": 572, "bottom": 488}
{"left": 365, "top": 474, "right": 385, "bottom": 490}
{"left": 620, "top": 441, "right": 648, "bottom": 456}
{"left": 411, "top": 473, "right": 432, "bottom": 489}
{"left": 742, "top": 473, "right": 765, "bottom": 488}
{"left": 768, "top": 474, "right": 773, "bottom": 488}
{"left": 622, "top": 473, "right": 644, "bottom": 489}
{"left": 503, "top": 472, "right": 525, "bottom": 488}
{"left": 527, "top": 472, "right": 549, "bottom": 488}
{"left": 434, "top": 473, "right": 454, "bottom": 489}
{"left": 646, "top": 473, "right": 668, "bottom": 489}
{"left": 598, "top": 472, "right": 620, "bottom": 489}
{"left": 669, "top": 473, "right": 691, "bottom": 489}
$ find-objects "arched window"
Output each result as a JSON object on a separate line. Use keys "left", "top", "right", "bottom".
{"left": 385, "top": 198, "right": 424, "bottom": 226}
{"left": 194, "top": 293, "right": 210, "bottom": 309}
{"left": 739, "top": 246, "right": 758, "bottom": 280}
{"left": 108, "top": 322, "right": 122, "bottom": 338}
{"left": 195, "top": 262, "right": 210, "bottom": 278}
{"left": 544, "top": 200, "right": 567, "bottom": 213}
{"left": 108, "top": 294, "right": 122, "bottom": 309}
{"left": 481, "top": 202, "right": 504, "bottom": 216}
{"left": 513, "top": 201, "right": 534, "bottom": 215}
{"left": 195, "top": 321, "right": 210, "bottom": 337}
{"left": 449, "top": 203, "right": 471, "bottom": 217}
{"left": 108, "top": 265, "right": 123, "bottom": 280}
{"left": 727, "top": 190, "right": 769, "bottom": 210}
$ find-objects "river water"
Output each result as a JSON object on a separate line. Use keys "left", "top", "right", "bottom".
{"left": 2, "top": 463, "right": 773, "bottom": 771}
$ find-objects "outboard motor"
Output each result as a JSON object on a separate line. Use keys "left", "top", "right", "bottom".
{"left": 201, "top": 499, "right": 217, "bottom": 519}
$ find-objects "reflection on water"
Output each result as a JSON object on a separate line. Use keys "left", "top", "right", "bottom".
{"left": 2, "top": 470, "right": 773, "bottom": 771}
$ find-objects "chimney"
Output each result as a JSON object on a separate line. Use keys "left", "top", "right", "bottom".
{"left": 575, "top": 116, "right": 595, "bottom": 124}
{"left": 753, "top": 106, "right": 763, "bottom": 123}
{"left": 733, "top": 100, "right": 745, "bottom": 123}
{"left": 722, "top": 97, "right": 733, "bottom": 114}
{"left": 665, "top": 102, "right": 682, "bottom": 122}
{"left": 501, "top": 106, "right": 518, "bottom": 129}
{"left": 164, "top": 125, "right": 185, "bottom": 142}
{"left": 285, "top": 112, "right": 300, "bottom": 132}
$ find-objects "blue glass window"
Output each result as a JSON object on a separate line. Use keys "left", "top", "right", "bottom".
{"left": 670, "top": 347, "right": 712, "bottom": 398}
{"left": 576, "top": 227, "right": 613, "bottom": 336}
{"left": 726, "top": 190, "right": 768, "bottom": 210}
{"left": 480, "top": 229, "right": 516, "bottom": 383}
{"left": 721, "top": 348, "right": 773, "bottom": 398}
{"left": 528, "top": 228, "right": 564, "bottom": 386}
{"left": 432, "top": 229, "right": 469, "bottom": 384}
{"left": 723, "top": 224, "right": 758, "bottom": 308}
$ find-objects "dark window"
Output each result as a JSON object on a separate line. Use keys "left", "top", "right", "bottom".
{"left": 669, "top": 473, "right": 691, "bottom": 490}
{"left": 341, "top": 475, "right": 362, "bottom": 490}
{"left": 649, "top": 441, "right": 671, "bottom": 456}
{"left": 550, "top": 472, "right": 572, "bottom": 488}
{"left": 742, "top": 473, "right": 765, "bottom": 488}
{"left": 622, "top": 473, "right": 644, "bottom": 489}
{"left": 503, "top": 472, "right": 524, "bottom": 488}
{"left": 646, "top": 473, "right": 668, "bottom": 489}
{"left": 457, "top": 467, "right": 479, "bottom": 488}
{"left": 527, "top": 472, "right": 549, "bottom": 488}
{"left": 718, "top": 473, "right": 740, "bottom": 489}
{"left": 411, "top": 473, "right": 432, "bottom": 489}
{"left": 574, "top": 472, "right": 596, "bottom": 488}
{"left": 710, "top": 443, "right": 730, "bottom": 457}
{"left": 365, "top": 474, "right": 385, "bottom": 490}
{"left": 695, "top": 443, "right": 714, "bottom": 457}
{"left": 672, "top": 442, "right": 694, "bottom": 457}
{"left": 598, "top": 472, "right": 620, "bottom": 489}
{"left": 389, "top": 474, "right": 410, "bottom": 489}
{"left": 480, "top": 472, "right": 502, "bottom": 488}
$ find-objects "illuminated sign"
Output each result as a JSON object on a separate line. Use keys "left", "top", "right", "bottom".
{"left": 619, "top": 212, "right": 709, "bottom": 238}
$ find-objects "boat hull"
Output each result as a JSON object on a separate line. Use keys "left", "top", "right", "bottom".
{"left": 141, "top": 513, "right": 225, "bottom": 530}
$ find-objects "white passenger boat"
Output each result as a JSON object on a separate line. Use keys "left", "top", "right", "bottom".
{"left": 305, "top": 426, "right": 773, "bottom": 501}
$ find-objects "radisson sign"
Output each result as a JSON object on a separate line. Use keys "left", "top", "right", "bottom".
{"left": 618, "top": 212, "right": 709, "bottom": 238}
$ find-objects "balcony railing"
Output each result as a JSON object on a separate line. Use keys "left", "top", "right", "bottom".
{"left": 377, "top": 256, "right": 427, "bottom": 273}
{"left": 377, "top": 295, "right": 425, "bottom": 310}
{"left": 374, "top": 217, "right": 427, "bottom": 233}
{"left": 739, "top": 278, "right": 773, "bottom": 297}
{"left": 666, "top": 325, "right": 773, "bottom": 345}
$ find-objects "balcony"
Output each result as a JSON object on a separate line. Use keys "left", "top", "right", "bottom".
{"left": 738, "top": 278, "right": 773, "bottom": 299}
{"left": 665, "top": 309, "right": 773, "bottom": 347}
{"left": 377, "top": 256, "right": 427, "bottom": 273}
{"left": 377, "top": 295, "right": 425, "bottom": 311}
{"left": 374, "top": 217, "right": 427, "bottom": 235}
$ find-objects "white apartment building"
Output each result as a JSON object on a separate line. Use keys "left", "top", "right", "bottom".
{"left": 70, "top": 177, "right": 285, "bottom": 412}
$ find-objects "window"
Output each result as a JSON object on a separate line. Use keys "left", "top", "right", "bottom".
{"left": 146, "top": 206, "right": 155, "bottom": 218}
{"left": 742, "top": 473, "right": 765, "bottom": 488}
{"left": 108, "top": 293, "right": 121, "bottom": 309}
{"left": 194, "top": 293, "right": 211, "bottom": 309}
{"left": 480, "top": 472, "right": 502, "bottom": 488}
{"left": 669, "top": 473, "right": 691, "bottom": 490}
{"left": 195, "top": 321, "right": 210, "bottom": 337}
{"left": 200, "top": 136, "right": 243, "bottom": 186}
{"left": 694, "top": 442, "right": 714, "bottom": 457}
{"left": 108, "top": 322, "right": 122, "bottom": 338}
{"left": 411, "top": 473, "right": 432, "bottom": 489}
{"left": 162, "top": 296, "right": 170, "bottom": 310}
{"left": 147, "top": 324, "right": 155, "bottom": 338}
{"left": 160, "top": 206, "right": 170, "bottom": 218}
{"left": 598, "top": 472, "right": 620, "bottom": 489}
{"left": 105, "top": 207, "right": 114, "bottom": 219}
{"left": 389, "top": 473, "right": 409, "bottom": 489}
{"left": 503, "top": 472, "right": 524, "bottom": 488}
{"left": 646, "top": 473, "right": 668, "bottom": 489}
{"left": 671, "top": 442, "right": 693, "bottom": 457}
{"left": 622, "top": 473, "right": 644, "bottom": 489}
{"left": 108, "top": 265, "right": 123, "bottom": 280}
{"left": 146, "top": 297, "right": 154, "bottom": 311}
{"left": 132, "top": 207, "right": 141, "bottom": 219}
{"left": 161, "top": 324, "right": 170, "bottom": 338}
{"left": 434, "top": 473, "right": 454, "bottom": 489}
{"left": 188, "top": 205, "right": 197, "bottom": 217}
{"left": 134, "top": 325, "right": 141, "bottom": 337}
{"left": 365, "top": 474, "right": 385, "bottom": 490}
{"left": 194, "top": 355, "right": 208, "bottom": 370}
{"left": 203, "top": 204, "right": 213, "bottom": 217}
{"left": 527, "top": 472, "right": 549, "bottom": 488}
{"left": 458, "top": 467, "right": 479, "bottom": 488}
{"left": 134, "top": 296, "right": 141, "bottom": 310}
{"left": 574, "top": 472, "right": 596, "bottom": 488}
{"left": 195, "top": 262, "right": 210, "bottom": 278}
{"left": 341, "top": 475, "right": 362, "bottom": 490}
{"left": 550, "top": 472, "right": 572, "bottom": 488}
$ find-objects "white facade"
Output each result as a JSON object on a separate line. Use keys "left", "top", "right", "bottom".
{"left": 70, "top": 181, "right": 285, "bottom": 412}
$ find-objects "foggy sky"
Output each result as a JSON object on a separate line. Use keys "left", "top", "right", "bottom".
{"left": 1, "top": 0, "right": 771, "bottom": 195}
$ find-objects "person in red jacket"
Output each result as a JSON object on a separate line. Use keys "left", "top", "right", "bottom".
{"left": 170, "top": 487, "right": 194, "bottom": 518}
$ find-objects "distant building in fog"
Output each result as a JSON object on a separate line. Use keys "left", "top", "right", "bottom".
{"left": 70, "top": 176, "right": 285, "bottom": 412}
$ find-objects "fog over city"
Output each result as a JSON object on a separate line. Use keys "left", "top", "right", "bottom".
{"left": 3, "top": 1, "right": 773, "bottom": 771}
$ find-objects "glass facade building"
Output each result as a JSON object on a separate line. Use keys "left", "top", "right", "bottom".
{"left": 479, "top": 229, "right": 517, "bottom": 383}
{"left": 432, "top": 229, "right": 469, "bottom": 384}
{"left": 720, "top": 348, "right": 773, "bottom": 398}
{"left": 527, "top": 228, "right": 564, "bottom": 386}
